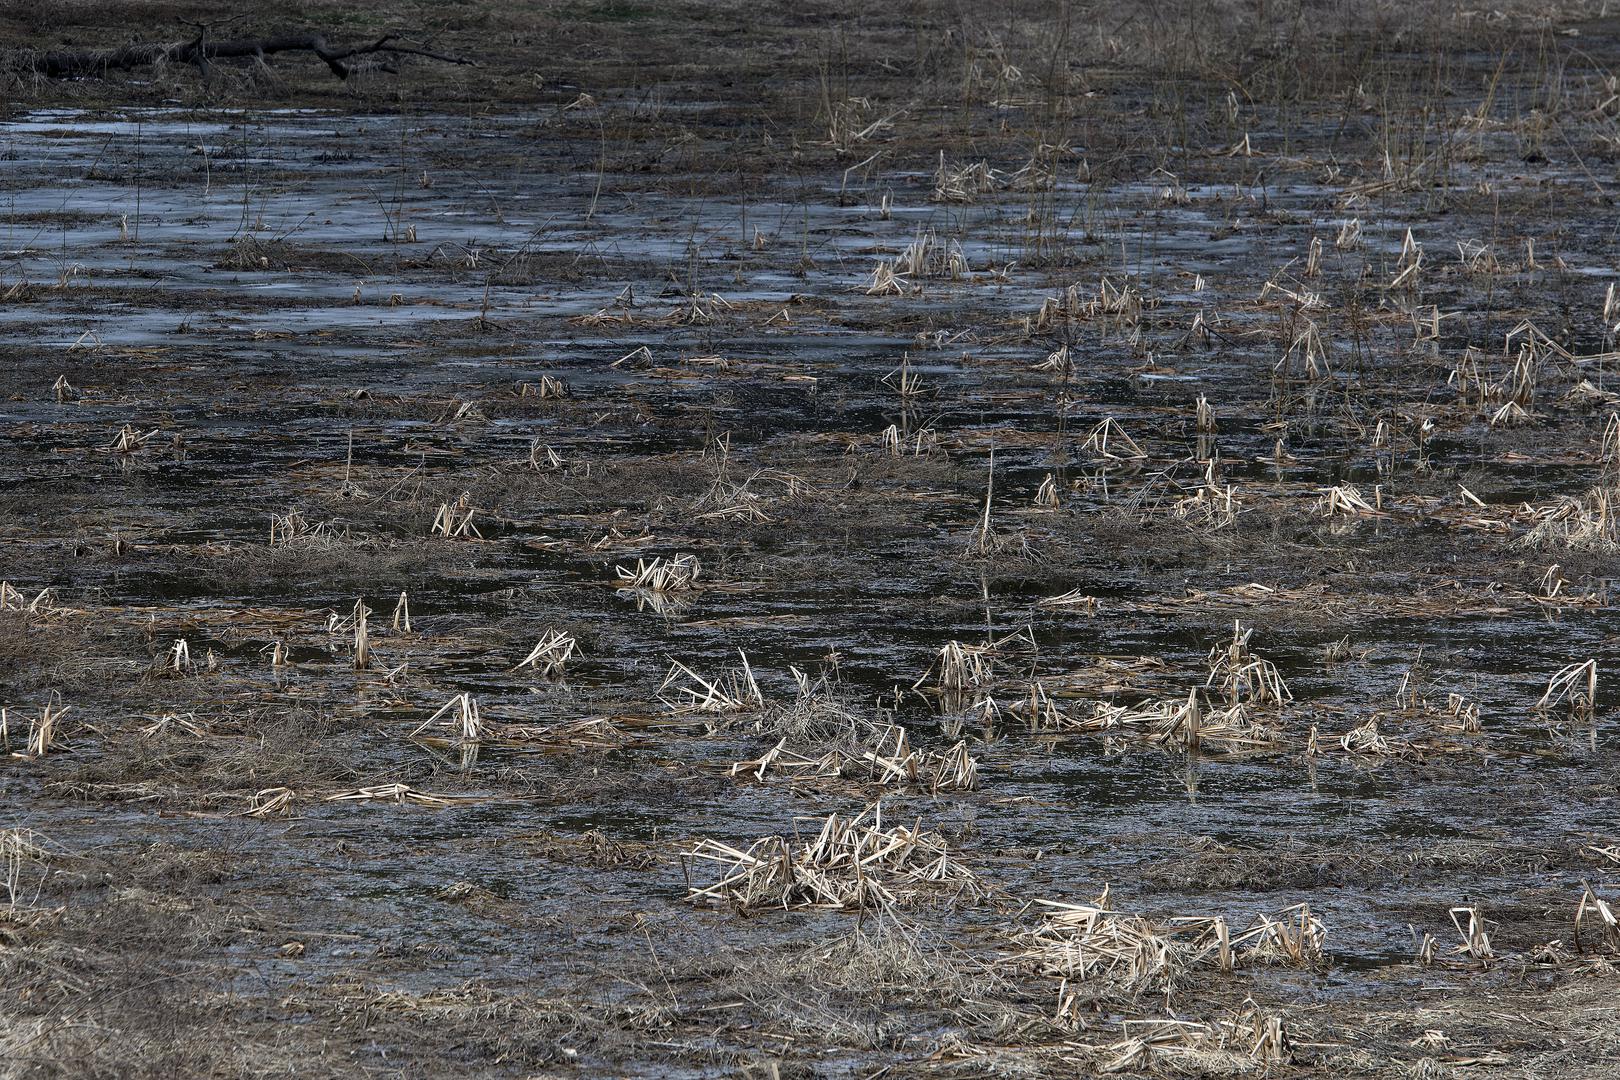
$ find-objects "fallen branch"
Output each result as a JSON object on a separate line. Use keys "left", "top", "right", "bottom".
{"left": 17, "top": 30, "right": 474, "bottom": 82}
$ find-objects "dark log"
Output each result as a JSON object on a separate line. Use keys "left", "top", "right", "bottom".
{"left": 20, "top": 32, "right": 474, "bottom": 81}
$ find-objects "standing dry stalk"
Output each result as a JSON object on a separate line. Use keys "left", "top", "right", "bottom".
{"left": 659, "top": 650, "right": 764, "bottom": 714}
{"left": 1304, "top": 236, "right": 1322, "bottom": 278}
{"left": 26, "top": 694, "right": 69, "bottom": 757}
{"left": 353, "top": 598, "right": 371, "bottom": 670}
{"left": 1448, "top": 906, "right": 1494, "bottom": 961}
{"left": 528, "top": 441, "right": 563, "bottom": 470}
{"left": 1575, "top": 881, "right": 1619, "bottom": 954}
{"left": 615, "top": 553, "right": 701, "bottom": 592}
{"left": 413, "top": 693, "right": 483, "bottom": 741}
{"left": 880, "top": 354, "right": 925, "bottom": 398}
{"left": 1536, "top": 660, "right": 1598, "bottom": 719}
{"left": 1033, "top": 344, "right": 1073, "bottom": 374}
{"left": 392, "top": 591, "right": 411, "bottom": 633}
{"left": 880, "top": 424, "right": 902, "bottom": 456}
{"left": 431, "top": 495, "right": 481, "bottom": 539}
{"left": 1034, "top": 473, "right": 1059, "bottom": 509}
{"left": 1390, "top": 228, "right": 1423, "bottom": 291}
{"left": 1195, "top": 394, "right": 1215, "bottom": 433}
{"left": 977, "top": 447, "right": 995, "bottom": 553}
{"left": 513, "top": 629, "right": 577, "bottom": 678}
{"left": 1081, "top": 418, "right": 1146, "bottom": 460}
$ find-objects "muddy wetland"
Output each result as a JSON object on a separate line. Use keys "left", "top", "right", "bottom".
{"left": 2, "top": 2, "right": 1620, "bottom": 1077}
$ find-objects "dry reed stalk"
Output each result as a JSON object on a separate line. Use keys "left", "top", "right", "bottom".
{"left": 1574, "top": 882, "right": 1619, "bottom": 954}
{"left": 1448, "top": 906, "right": 1494, "bottom": 961}
{"left": 0, "top": 583, "right": 61, "bottom": 616}
{"left": 1081, "top": 418, "right": 1146, "bottom": 460}
{"left": 2, "top": 827, "right": 50, "bottom": 908}
{"left": 1194, "top": 394, "right": 1215, "bottom": 433}
{"left": 683, "top": 804, "right": 985, "bottom": 911}
{"left": 690, "top": 468, "right": 807, "bottom": 523}
{"left": 269, "top": 508, "right": 347, "bottom": 547}
{"left": 660, "top": 650, "right": 764, "bottom": 714}
{"left": 412, "top": 692, "right": 484, "bottom": 741}
{"left": 1173, "top": 471, "right": 1240, "bottom": 530}
{"left": 975, "top": 447, "right": 996, "bottom": 552}
{"left": 667, "top": 292, "right": 733, "bottom": 325}
{"left": 1601, "top": 413, "right": 1620, "bottom": 474}
{"left": 1034, "top": 474, "right": 1060, "bottom": 509}
{"left": 865, "top": 260, "right": 908, "bottom": 296}
{"left": 1092, "top": 1005, "right": 1292, "bottom": 1072}
{"left": 735, "top": 722, "right": 978, "bottom": 792}
{"left": 1441, "top": 693, "right": 1482, "bottom": 733}
{"left": 1536, "top": 660, "right": 1598, "bottom": 720}
{"left": 1278, "top": 318, "right": 1331, "bottom": 379}
{"left": 612, "top": 345, "right": 653, "bottom": 368}
{"left": 1518, "top": 489, "right": 1620, "bottom": 552}
{"left": 1036, "top": 588, "right": 1098, "bottom": 613}
{"left": 352, "top": 598, "right": 371, "bottom": 670}
{"left": 528, "top": 440, "right": 564, "bottom": 471}
{"left": 932, "top": 154, "right": 1001, "bottom": 203}
{"left": 325, "top": 784, "right": 461, "bottom": 807}
{"left": 530, "top": 374, "right": 568, "bottom": 399}
{"left": 1033, "top": 344, "right": 1073, "bottom": 374}
{"left": 139, "top": 712, "right": 210, "bottom": 738}
{"left": 879, "top": 423, "right": 902, "bottom": 456}
{"left": 1258, "top": 278, "right": 1323, "bottom": 312}
{"left": 108, "top": 424, "right": 157, "bottom": 454}
{"left": 1457, "top": 238, "right": 1501, "bottom": 275}
{"left": 22, "top": 693, "right": 69, "bottom": 758}
{"left": 240, "top": 786, "right": 295, "bottom": 817}
{"left": 1338, "top": 717, "right": 1397, "bottom": 755}
{"left": 913, "top": 629, "right": 1036, "bottom": 704}
{"left": 1304, "top": 235, "right": 1323, "bottom": 278}
{"left": 513, "top": 629, "right": 576, "bottom": 677}
{"left": 730, "top": 738, "right": 843, "bottom": 781}
{"left": 1316, "top": 483, "right": 1382, "bottom": 518}
{"left": 1206, "top": 622, "right": 1291, "bottom": 707}
{"left": 431, "top": 494, "right": 482, "bottom": 539}
{"left": 615, "top": 553, "right": 700, "bottom": 592}
{"left": 1017, "top": 893, "right": 1326, "bottom": 1000}
{"left": 1073, "top": 694, "right": 1279, "bottom": 753}
{"left": 880, "top": 355, "right": 926, "bottom": 398}
{"left": 1490, "top": 400, "right": 1530, "bottom": 426}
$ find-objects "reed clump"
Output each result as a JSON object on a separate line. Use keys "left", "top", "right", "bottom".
{"left": 683, "top": 804, "right": 986, "bottom": 912}
{"left": 1014, "top": 891, "right": 1327, "bottom": 1003}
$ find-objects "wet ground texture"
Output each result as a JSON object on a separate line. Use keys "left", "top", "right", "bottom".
{"left": 3, "top": 2, "right": 1620, "bottom": 1077}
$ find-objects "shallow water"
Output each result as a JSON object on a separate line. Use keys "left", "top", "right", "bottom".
{"left": 2, "top": 101, "right": 1617, "bottom": 1074}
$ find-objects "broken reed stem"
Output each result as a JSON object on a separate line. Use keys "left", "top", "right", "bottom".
{"left": 978, "top": 446, "right": 995, "bottom": 554}
{"left": 352, "top": 598, "right": 370, "bottom": 670}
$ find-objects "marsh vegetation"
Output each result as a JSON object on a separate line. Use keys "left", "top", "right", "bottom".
{"left": 2, "top": 1, "right": 1620, "bottom": 1076}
